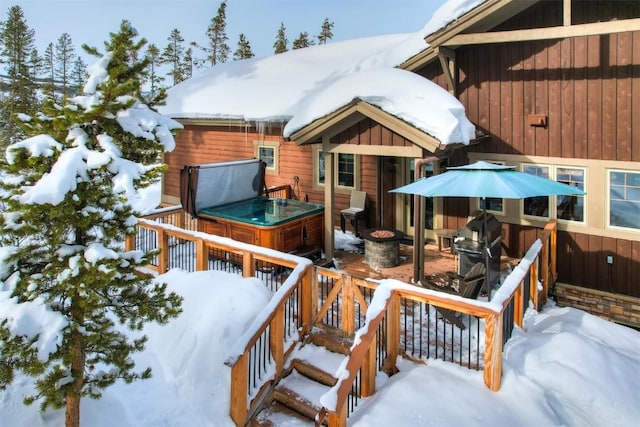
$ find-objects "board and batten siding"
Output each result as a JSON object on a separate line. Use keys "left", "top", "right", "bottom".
{"left": 416, "top": 0, "right": 640, "bottom": 297}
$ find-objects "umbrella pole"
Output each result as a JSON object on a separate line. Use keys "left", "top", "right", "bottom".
{"left": 481, "top": 199, "right": 491, "bottom": 300}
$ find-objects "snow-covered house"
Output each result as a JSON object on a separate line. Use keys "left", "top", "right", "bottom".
{"left": 160, "top": 0, "right": 640, "bottom": 327}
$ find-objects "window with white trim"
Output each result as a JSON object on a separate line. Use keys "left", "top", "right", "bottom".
{"left": 521, "top": 164, "right": 585, "bottom": 223}
{"left": 608, "top": 170, "right": 640, "bottom": 230}
{"left": 253, "top": 140, "right": 280, "bottom": 175}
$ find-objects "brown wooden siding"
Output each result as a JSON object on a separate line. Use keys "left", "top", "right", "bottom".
{"left": 503, "top": 224, "right": 640, "bottom": 298}
{"left": 165, "top": 122, "right": 397, "bottom": 233}
{"left": 417, "top": 0, "right": 640, "bottom": 297}
{"left": 329, "top": 118, "right": 413, "bottom": 147}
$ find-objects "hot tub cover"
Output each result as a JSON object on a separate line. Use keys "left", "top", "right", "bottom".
{"left": 180, "top": 159, "right": 266, "bottom": 216}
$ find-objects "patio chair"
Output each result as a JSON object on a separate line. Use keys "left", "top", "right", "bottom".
{"left": 340, "top": 190, "right": 369, "bottom": 237}
{"left": 423, "top": 262, "right": 486, "bottom": 329}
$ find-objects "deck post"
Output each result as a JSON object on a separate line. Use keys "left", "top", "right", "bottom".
{"left": 229, "top": 352, "right": 249, "bottom": 426}
{"left": 299, "top": 266, "right": 314, "bottom": 336}
{"left": 361, "top": 338, "right": 377, "bottom": 397}
{"left": 382, "top": 293, "right": 400, "bottom": 375}
{"left": 124, "top": 234, "right": 135, "bottom": 252}
{"left": 157, "top": 229, "right": 169, "bottom": 273}
{"left": 483, "top": 312, "right": 504, "bottom": 391}
{"left": 341, "top": 274, "right": 355, "bottom": 336}
{"left": 195, "top": 239, "right": 207, "bottom": 271}
{"left": 242, "top": 252, "right": 254, "bottom": 278}
{"left": 270, "top": 305, "right": 284, "bottom": 373}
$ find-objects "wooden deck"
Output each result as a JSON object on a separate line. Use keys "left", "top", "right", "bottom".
{"left": 333, "top": 242, "right": 519, "bottom": 287}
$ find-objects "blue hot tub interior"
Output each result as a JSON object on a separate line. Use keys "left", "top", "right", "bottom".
{"left": 198, "top": 197, "right": 324, "bottom": 227}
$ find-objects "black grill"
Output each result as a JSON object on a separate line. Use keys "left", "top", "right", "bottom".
{"left": 454, "top": 213, "right": 502, "bottom": 287}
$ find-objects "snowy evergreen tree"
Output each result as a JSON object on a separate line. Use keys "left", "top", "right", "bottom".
{"left": 273, "top": 22, "right": 288, "bottom": 54}
{"left": 0, "top": 20, "right": 183, "bottom": 427}
{"left": 161, "top": 28, "right": 186, "bottom": 86}
{"left": 292, "top": 31, "right": 314, "bottom": 50}
{"left": 205, "top": 0, "right": 230, "bottom": 65}
{"left": 233, "top": 33, "right": 254, "bottom": 60}
{"left": 317, "top": 18, "right": 334, "bottom": 45}
{"left": 54, "top": 33, "right": 75, "bottom": 99}
{"left": 0, "top": 5, "right": 38, "bottom": 146}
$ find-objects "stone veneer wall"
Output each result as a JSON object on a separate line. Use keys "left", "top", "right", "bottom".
{"left": 554, "top": 283, "right": 640, "bottom": 329}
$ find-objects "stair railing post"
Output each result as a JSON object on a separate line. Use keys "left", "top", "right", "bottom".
{"left": 229, "top": 352, "right": 249, "bottom": 426}
{"left": 299, "top": 266, "right": 314, "bottom": 336}
{"left": 341, "top": 273, "right": 355, "bottom": 336}
{"left": 382, "top": 292, "right": 400, "bottom": 374}
{"left": 157, "top": 228, "right": 169, "bottom": 273}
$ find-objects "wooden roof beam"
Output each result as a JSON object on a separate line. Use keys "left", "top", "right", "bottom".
{"left": 443, "top": 18, "right": 640, "bottom": 47}
{"left": 437, "top": 46, "right": 456, "bottom": 94}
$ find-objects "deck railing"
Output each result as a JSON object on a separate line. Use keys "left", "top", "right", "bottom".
{"left": 129, "top": 208, "right": 557, "bottom": 427}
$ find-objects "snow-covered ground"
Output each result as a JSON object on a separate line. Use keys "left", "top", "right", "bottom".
{"left": 2, "top": 263, "right": 638, "bottom": 426}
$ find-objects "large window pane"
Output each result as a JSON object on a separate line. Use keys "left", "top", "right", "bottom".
{"left": 523, "top": 165, "right": 550, "bottom": 217}
{"left": 557, "top": 167, "right": 584, "bottom": 222}
{"left": 338, "top": 153, "right": 355, "bottom": 187}
{"left": 609, "top": 171, "right": 640, "bottom": 230}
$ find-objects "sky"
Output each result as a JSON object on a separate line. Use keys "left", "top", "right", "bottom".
{"left": 5, "top": 0, "right": 448, "bottom": 62}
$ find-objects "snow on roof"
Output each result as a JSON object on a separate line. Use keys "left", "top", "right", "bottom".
{"left": 420, "top": 0, "right": 487, "bottom": 39}
{"left": 160, "top": 32, "right": 426, "bottom": 122}
{"left": 161, "top": 0, "right": 488, "bottom": 145}
{"left": 283, "top": 68, "right": 475, "bottom": 145}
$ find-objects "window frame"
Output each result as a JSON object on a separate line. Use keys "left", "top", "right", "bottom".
{"left": 607, "top": 168, "right": 640, "bottom": 232}
{"left": 253, "top": 140, "right": 280, "bottom": 175}
{"left": 518, "top": 164, "right": 586, "bottom": 225}
{"left": 313, "top": 146, "right": 358, "bottom": 192}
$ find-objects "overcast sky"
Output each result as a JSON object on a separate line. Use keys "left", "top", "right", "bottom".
{"left": 6, "top": 0, "right": 447, "bottom": 62}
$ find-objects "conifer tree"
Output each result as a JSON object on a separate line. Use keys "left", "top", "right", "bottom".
{"left": 143, "top": 43, "right": 165, "bottom": 100}
{"left": 0, "top": 20, "right": 183, "bottom": 427}
{"left": 54, "top": 32, "right": 75, "bottom": 99}
{"left": 205, "top": 0, "right": 230, "bottom": 65}
{"left": 161, "top": 28, "right": 186, "bottom": 85}
{"left": 41, "top": 42, "right": 55, "bottom": 98}
{"left": 317, "top": 18, "right": 334, "bottom": 45}
{"left": 292, "top": 31, "right": 314, "bottom": 50}
{"left": 70, "top": 55, "right": 87, "bottom": 95}
{"left": 273, "top": 22, "right": 288, "bottom": 54}
{"left": 233, "top": 33, "right": 254, "bottom": 60}
{"left": 182, "top": 47, "right": 194, "bottom": 80}
{"left": 0, "top": 5, "right": 38, "bottom": 146}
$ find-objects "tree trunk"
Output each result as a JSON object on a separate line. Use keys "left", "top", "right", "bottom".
{"left": 65, "top": 328, "right": 85, "bottom": 427}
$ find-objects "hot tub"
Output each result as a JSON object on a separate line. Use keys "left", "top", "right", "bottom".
{"left": 197, "top": 197, "right": 324, "bottom": 253}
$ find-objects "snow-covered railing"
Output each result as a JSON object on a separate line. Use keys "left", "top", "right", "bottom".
{"left": 128, "top": 209, "right": 315, "bottom": 426}
{"left": 315, "top": 220, "right": 558, "bottom": 427}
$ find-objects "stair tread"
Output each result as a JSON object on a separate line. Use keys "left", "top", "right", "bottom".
{"left": 277, "top": 370, "right": 331, "bottom": 410}
{"left": 253, "top": 401, "right": 314, "bottom": 426}
{"left": 294, "top": 343, "right": 346, "bottom": 377}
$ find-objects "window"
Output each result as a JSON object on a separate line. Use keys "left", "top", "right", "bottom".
{"left": 520, "top": 164, "right": 585, "bottom": 223}
{"left": 609, "top": 170, "right": 640, "bottom": 230}
{"left": 556, "top": 167, "right": 584, "bottom": 222}
{"left": 523, "top": 164, "right": 550, "bottom": 218}
{"left": 253, "top": 140, "right": 280, "bottom": 175}
{"left": 337, "top": 153, "right": 355, "bottom": 188}
{"left": 480, "top": 160, "right": 504, "bottom": 214}
{"left": 315, "top": 149, "right": 357, "bottom": 190}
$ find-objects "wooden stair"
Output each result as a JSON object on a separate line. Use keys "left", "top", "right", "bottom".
{"left": 251, "top": 331, "right": 351, "bottom": 426}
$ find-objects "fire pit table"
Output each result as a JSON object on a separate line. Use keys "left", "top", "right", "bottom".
{"left": 361, "top": 228, "right": 404, "bottom": 269}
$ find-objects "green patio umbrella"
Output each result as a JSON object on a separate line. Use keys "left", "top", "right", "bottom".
{"left": 390, "top": 161, "right": 586, "bottom": 299}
